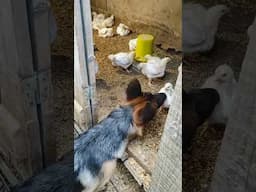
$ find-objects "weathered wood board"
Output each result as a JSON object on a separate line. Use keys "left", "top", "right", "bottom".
{"left": 149, "top": 65, "right": 182, "bottom": 192}
{"left": 210, "top": 17, "right": 256, "bottom": 192}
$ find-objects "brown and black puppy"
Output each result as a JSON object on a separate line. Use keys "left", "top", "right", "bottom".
{"left": 124, "top": 78, "right": 167, "bottom": 136}
{"left": 11, "top": 79, "right": 166, "bottom": 192}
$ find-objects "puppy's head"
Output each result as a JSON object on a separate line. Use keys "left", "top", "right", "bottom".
{"left": 124, "top": 79, "right": 166, "bottom": 136}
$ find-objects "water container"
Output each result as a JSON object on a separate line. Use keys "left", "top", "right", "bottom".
{"left": 135, "top": 34, "right": 154, "bottom": 62}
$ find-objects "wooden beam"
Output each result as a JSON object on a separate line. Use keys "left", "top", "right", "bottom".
{"left": 210, "top": 17, "right": 256, "bottom": 192}
{"left": 149, "top": 65, "right": 182, "bottom": 192}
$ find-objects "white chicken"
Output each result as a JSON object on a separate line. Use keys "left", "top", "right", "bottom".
{"left": 138, "top": 56, "right": 171, "bottom": 86}
{"left": 108, "top": 51, "right": 135, "bottom": 73}
{"left": 102, "top": 15, "right": 115, "bottom": 28}
{"left": 117, "top": 23, "right": 130, "bottom": 36}
{"left": 201, "top": 64, "right": 237, "bottom": 125}
{"left": 129, "top": 38, "right": 137, "bottom": 51}
{"left": 158, "top": 82, "right": 174, "bottom": 108}
{"left": 92, "top": 13, "right": 114, "bottom": 30}
{"left": 183, "top": 3, "right": 229, "bottom": 53}
{"left": 145, "top": 55, "right": 162, "bottom": 63}
{"left": 92, "top": 12, "right": 105, "bottom": 21}
{"left": 98, "top": 28, "right": 114, "bottom": 38}
{"left": 92, "top": 12, "right": 105, "bottom": 30}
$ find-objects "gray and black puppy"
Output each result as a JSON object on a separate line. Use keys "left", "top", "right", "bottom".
{"left": 75, "top": 78, "right": 166, "bottom": 191}
{"left": 11, "top": 79, "right": 166, "bottom": 192}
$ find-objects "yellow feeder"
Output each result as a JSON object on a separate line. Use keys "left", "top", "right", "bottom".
{"left": 135, "top": 34, "right": 154, "bottom": 62}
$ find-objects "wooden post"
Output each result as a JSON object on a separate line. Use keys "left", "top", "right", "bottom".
{"left": 0, "top": 0, "right": 44, "bottom": 179}
{"left": 74, "top": 0, "right": 97, "bottom": 134}
{"left": 29, "top": 0, "right": 55, "bottom": 167}
{"left": 210, "top": 17, "right": 256, "bottom": 192}
{"left": 149, "top": 65, "right": 182, "bottom": 192}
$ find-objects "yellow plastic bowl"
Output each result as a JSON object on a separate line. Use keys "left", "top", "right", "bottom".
{"left": 135, "top": 34, "right": 154, "bottom": 62}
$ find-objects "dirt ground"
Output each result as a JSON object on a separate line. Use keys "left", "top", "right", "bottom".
{"left": 182, "top": 1, "right": 256, "bottom": 192}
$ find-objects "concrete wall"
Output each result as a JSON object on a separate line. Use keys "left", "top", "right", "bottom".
{"left": 91, "top": 0, "right": 181, "bottom": 50}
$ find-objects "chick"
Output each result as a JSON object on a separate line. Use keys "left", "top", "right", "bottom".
{"left": 201, "top": 64, "right": 237, "bottom": 125}
{"left": 108, "top": 51, "right": 135, "bottom": 73}
{"left": 92, "top": 12, "right": 105, "bottom": 21}
{"left": 138, "top": 56, "right": 171, "bottom": 86}
{"left": 158, "top": 82, "right": 174, "bottom": 108}
{"left": 183, "top": 88, "right": 220, "bottom": 152}
{"left": 92, "top": 12, "right": 105, "bottom": 30}
{"left": 117, "top": 23, "right": 130, "bottom": 36}
{"left": 129, "top": 38, "right": 137, "bottom": 51}
{"left": 92, "top": 13, "right": 114, "bottom": 30}
{"left": 102, "top": 15, "right": 115, "bottom": 28}
{"left": 183, "top": 3, "right": 229, "bottom": 53}
{"left": 98, "top": 27, "right": 114, "bottom": 38}
{"left": 144, "top": 55, "right": 162, "bottom": 62}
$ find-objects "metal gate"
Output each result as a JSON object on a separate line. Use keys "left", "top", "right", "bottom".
{"left": 0, "top": 0, "right": 54, "bottom": 186}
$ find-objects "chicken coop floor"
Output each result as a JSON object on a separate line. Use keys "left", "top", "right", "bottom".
{"left": 183, "top": 1, "right": 256, "bottom": 192}
{"left": 93, "top": 18, "right": 181, "bottom": 191}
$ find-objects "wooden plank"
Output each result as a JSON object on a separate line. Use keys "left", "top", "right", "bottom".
{"left": 74, "top": 0, "right": 97, "bottom": 131}
{"left": 124, "top": 158, "right": 151, "bottom": 191}
{"left": 149, "top": 65, "right": 182, "bottom": 192}
{"left": 0, "top": 0, "right": 34, "bottom": 77}
{"left": 210, "top": 17, "right": 256, "bottom": 192}
{"left": 28, "top": 0, "right": 55, "bottom": 165}
{"left": 127, "top": 143, "right": 157, "bottom": 175}
{"left": 0, "top": 0, "right": 43, "bottom": 178}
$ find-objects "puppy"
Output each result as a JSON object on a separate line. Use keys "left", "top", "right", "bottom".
{"left": 11, "top": 79, "right": 166, "bottom": 192}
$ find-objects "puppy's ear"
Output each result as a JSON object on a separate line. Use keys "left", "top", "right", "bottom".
{"left": 134, "top": 102, "right": 157, "bottom": 125}
{"left": 126, "top": 79, "right": 143, "bottom": 101}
